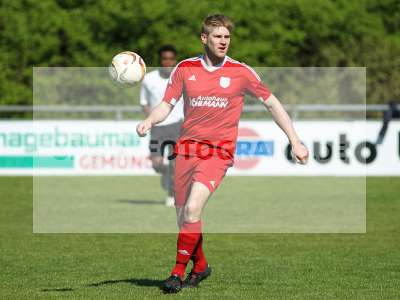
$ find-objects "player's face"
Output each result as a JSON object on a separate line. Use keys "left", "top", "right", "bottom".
{"left": 160, "top": 51, "right": 177, "bottom": 68}
{"left": 159, "top": 51, "right": 177, "bottom": 75}
{"left": 201, "top": 26, "right": 230, "bottom": 59}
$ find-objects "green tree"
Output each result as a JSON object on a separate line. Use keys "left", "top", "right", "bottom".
{"left": 0, "top": 0, "right": 399, "bottom": 110}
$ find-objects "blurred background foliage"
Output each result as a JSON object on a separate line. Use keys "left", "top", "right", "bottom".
{"left": 1, "top": 0, "right": 399, "bottom": 107}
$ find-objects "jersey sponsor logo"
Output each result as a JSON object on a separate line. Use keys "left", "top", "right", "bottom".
{"left": 219, "top": 76, "right": 231, "bottom": 88}
{"left": 234, "top": 127, "right": 274, "bottom": 169}
{"left": 188, "top": 74, "right": 196, "bottom": 81}
{"left": 189, "top": 95, "right": 229, "bottom": 108}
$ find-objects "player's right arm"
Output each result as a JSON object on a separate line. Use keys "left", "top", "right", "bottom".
{"left": 243, "top": 65, "right": 308, "bottom": 164}
{"left": 136, "top": 102, "right": 173, "bottom": 137}
{"left": 263, "top": 94, "right": 308, "bottom": 164}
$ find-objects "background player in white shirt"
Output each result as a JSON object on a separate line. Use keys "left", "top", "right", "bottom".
{"left": 140, "top": 45, "right": 184, "bottom": 206}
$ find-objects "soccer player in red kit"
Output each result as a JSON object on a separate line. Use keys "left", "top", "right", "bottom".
{"left": 137, "top": 14, "right": 309, "bottom": 293}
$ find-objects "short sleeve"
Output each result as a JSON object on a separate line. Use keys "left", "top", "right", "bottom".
{"left": 139, "top": 80, "right": 150, "bottom": 106}
{"left": 243, "top": 65, "right": 272, "bottom": 103}
{"left": 162, "top": 63, "right": 185, "bottom": 106}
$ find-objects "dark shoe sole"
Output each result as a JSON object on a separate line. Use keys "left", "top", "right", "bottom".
{"left": 161, "top": 283, "right": 182, "bottom": 293}
{"left": 161, "top": 285, "right": 181, "bottom": 293}
{"left": 160, "top": 276, "right": 182, "bottom": 293}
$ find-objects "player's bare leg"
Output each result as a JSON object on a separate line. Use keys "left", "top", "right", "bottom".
{"left": 183, "top": 182, "right": 210, "bottom": 222}
{"left": 175, "top": 181, "right": 209, "bottom": 226}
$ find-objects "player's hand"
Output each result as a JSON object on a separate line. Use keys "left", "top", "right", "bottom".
{"left": 291, "top": 141, "right": 309, "bottom": 165}
{"left": 136, "top": 119, "right": 152, "bottom": 137}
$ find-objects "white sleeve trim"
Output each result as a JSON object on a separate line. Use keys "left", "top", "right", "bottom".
{"left": 244, "top": 64, "right": 261, "bottom": 81}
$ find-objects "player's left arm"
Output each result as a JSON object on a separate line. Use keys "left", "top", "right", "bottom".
{"left": 264, "top": 94, "right": 309, "bottom": 164}
{"left": 243, "top": 66, "right": 308, "bottom": 164}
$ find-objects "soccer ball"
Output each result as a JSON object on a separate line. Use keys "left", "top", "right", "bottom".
{"left": 109, "top": 51, "right": 146, "bottom": 85}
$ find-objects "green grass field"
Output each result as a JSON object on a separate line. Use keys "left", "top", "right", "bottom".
{"left": 1, "top": 176, "right": 399, "bottom": 299}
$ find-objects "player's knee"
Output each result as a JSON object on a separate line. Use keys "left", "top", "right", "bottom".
{"left": 183, "top": 203, "right": 201, "bottom": 223}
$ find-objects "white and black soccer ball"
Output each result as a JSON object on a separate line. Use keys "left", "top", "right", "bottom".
{"left": 109, "top": 51, "right": 146, "bottom": 85}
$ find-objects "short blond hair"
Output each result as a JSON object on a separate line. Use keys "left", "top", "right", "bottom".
{"left": 201, "top": 14, "right": 234, "bottom": 34}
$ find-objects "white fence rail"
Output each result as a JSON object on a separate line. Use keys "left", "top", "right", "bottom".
{"left": 0, "top": 104, "right": 389, "bottom": 120}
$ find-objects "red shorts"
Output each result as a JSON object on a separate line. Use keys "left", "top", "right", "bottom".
{"left": 174, "top": 154, "right": 233, "bottom": 207}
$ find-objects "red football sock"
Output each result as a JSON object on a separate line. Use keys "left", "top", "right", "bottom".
{"left": 191, "top": 234, "right": 208, "bottom": 273}
{"left": 171, "top": 221, "right": 202, "bottom": 279}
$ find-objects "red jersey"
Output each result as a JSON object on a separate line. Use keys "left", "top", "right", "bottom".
{"left": 162, "top": 55, "right": 271, "bottom": 159}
